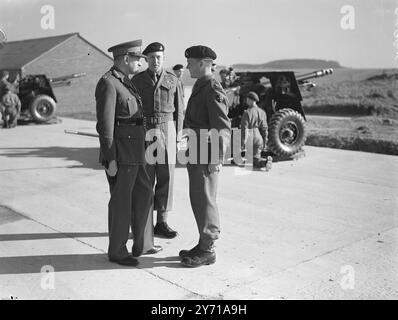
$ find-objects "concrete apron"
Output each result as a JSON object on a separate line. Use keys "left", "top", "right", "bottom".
{"left": 0, "top": 117, "right": 397, "bottom": 299}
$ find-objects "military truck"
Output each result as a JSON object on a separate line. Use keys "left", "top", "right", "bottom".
{"left": 17, "top": 73, "right": 85, "bottom": 123}
{"left": 225, "top": 68, "right": 333, "bottom": 158}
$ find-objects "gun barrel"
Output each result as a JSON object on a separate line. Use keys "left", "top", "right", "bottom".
{"left": 50, "top": 73, "right": 86, "bottom": 83}
{"left": 296, "top": 68, "right": 333, "bottom": 82}
{"left": 64, "top": 130, "right": 98, "bottom": 138}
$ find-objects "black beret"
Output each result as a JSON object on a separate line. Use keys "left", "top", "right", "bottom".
{"left": 143, "top": 42, "right": 165, "bottom": 55}
{"left": 185, "top": 45, "right": 217, "bottom": 60}
{"left": 172, "top": 64, "right": 184, "bottom": 71}
{"left": 246, "top": 91, "right": 259, "bottom": 102}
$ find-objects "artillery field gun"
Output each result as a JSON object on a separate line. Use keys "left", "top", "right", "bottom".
{"left": 17, "top": 72, "right": 85, "bottom": 123}
{"left": 225, "top": 68, "right": 333, "bottom": 159}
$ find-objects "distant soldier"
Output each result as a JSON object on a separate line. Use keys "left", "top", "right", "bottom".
{"left": 172, "top": 64, "right": 185, "bottom": 98}
{"left": 0, "top": 84, "right": 21, "bottom": 128}
{"left": 240, "top": 91, "right": 272, "bottom": 171}
{"left": 172, "top": 64, "right": 184, "bottom": 80}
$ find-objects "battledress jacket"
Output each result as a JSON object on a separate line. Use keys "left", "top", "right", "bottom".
{"left": 95, "top": 67, "right": 146, "bottom": 166}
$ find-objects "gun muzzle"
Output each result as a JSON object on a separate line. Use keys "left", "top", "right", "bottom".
{"left": 296, "top": 68, "right": 334, "bottom": 82}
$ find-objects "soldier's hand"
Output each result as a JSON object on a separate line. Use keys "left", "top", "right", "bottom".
{"left": 208, "top": 163, "right": 222, "bottom": 174}
{"left": 106, "top": 160, "right": 118, "bottom": 177}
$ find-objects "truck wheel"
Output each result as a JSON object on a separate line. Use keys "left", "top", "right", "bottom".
{"left": 268, "top": 108, "right": 306, "bottom": 157}
{"left": 29, "top": 95, "right": 56, "bottom": 123}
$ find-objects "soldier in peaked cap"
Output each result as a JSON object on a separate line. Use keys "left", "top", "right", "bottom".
{"left": 179, "top": 45, "right": 231, "bottom": 267}
{"left": 95, "top": 40, "right": 161, "bottom": 267}
{"left": 132, "top": 42, "right": 184, "bottom": 242}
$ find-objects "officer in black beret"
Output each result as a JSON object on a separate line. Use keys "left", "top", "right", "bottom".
{"left": 179, "top": 45, "right": 231, "bottom": 267}
{"left": 172, "top": 64, "right": 185, "bottom": 97}
{"left": 95, "top": 40, "right": 161, "bottom": 267}
{"left": 172, "top": 64, "right": 184, "bottom": 78}
{"left": 132, "top": 42, "right": 184, "bottom": 242}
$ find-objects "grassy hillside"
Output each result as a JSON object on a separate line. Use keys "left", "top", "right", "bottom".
{"left": 301, "top": 69, "right": 398, "bottom": 119}
{"left": 232, "top": 59, "right": 342, "bottom": 70}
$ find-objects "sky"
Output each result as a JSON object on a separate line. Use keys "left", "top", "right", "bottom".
{"left": 0, "top": 0, "right": 396, "bottom": 68}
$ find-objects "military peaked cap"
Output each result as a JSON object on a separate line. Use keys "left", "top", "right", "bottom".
{"left": 107, "top": 39, "right": 146, "bottom": 58}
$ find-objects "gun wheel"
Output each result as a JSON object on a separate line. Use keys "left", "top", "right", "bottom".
{"left": 29, "top": 95, "right": 56, "bottom": 123}
{"left": 268, "top": 108, "right": 306, "bottom": 157}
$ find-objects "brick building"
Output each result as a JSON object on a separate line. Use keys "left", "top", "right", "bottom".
{"left": 0, "top": 33, "right": 113, "bottom": 117}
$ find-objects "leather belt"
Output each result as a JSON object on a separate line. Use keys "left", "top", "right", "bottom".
{"left": 115, "top": 117, "right": 144, "bottom": 126}
{"left": 145, "top": 113, "right": 173, "bottom": 125}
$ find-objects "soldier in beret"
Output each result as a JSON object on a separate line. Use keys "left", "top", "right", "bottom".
{"left": 172, "top": 64, "right": 185, "bottom": 98}
{"left": 241, "top": 91, "right": 272, "bottom": 171}
{"left": 132, "top": 42, "right": 184, "bottom": 242}
{"left": 179, "top": 45, "right": 231, "bottom": 267}
{"left": 172, "top": 64, "right": 184, "bottom": 79}
{"left": 95, "top": 40, "right": 160, "bottom": 267}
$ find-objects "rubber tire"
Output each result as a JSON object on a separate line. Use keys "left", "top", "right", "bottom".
{"left": 29, "top": 95, "right": 56, "bottom": 123}
{"left": 268, "top": 108, "right": 306, "bottom": 157}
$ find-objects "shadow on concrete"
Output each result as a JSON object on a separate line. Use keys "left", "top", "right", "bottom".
{"left": 0, "top": 253, "right": 129, "bottom": 274}
{"left": 0, "top": 253, "right": 184, "bottom": 274}
{"left": 0, "top": 232, "right": 108, "bottom": 241}
{"left": 0, "top": 146, "right": 101, "bottom": 170}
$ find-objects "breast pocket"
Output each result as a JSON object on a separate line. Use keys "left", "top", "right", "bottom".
{"left": 160, "top": 83, "right": 175, "bottom": 111}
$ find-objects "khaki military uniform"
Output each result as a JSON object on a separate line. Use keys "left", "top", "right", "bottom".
{"left": 95, "top": 66, "right": 153, "bottom": 260}
{"left": 132, "top": 69, "right": 184, "bottom": 244}
{"left": 241, "top": 106, "right": 268, "bottom": 168}
{"left": 184, "top": 74, "right": 231, "bottom": 252}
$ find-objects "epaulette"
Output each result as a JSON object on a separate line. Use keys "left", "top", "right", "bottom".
{"left": 210, "top": 78, "right": 224, "bottom": 92}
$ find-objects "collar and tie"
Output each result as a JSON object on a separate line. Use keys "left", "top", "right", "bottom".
{"left": 148, "top": 69, "right": 161, "bottom": 84}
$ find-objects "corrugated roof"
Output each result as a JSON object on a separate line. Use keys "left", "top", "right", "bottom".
{"left": 0, "top": 33, "right": 78, "bottom": 70}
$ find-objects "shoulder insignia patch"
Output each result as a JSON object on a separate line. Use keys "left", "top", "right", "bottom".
{"left": 216, "top": 93, "right": 224, "bottom": 103}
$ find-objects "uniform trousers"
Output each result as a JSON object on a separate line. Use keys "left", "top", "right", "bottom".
{"left": 106, "top": 164, "right": 153, "bottom": 260}
{"left": 187, "top": 163, "right": 220, "bottom": 252}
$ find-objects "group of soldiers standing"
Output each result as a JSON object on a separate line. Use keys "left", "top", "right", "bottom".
{"left": 0, "top": 71, "right": 21, "bottom": 129}
{"left": 95, "top": 40, "right": 230, "bottom": 268}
